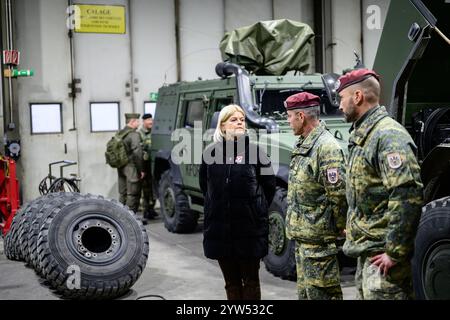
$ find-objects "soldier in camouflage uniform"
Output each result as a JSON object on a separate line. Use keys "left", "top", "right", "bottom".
{"left": 337, "top": 69, "right": 423, "bottom": 300}
{"left": 285, "top": 92, "right": 348, "bottom": 300}
{"left": 139, "top": 113, "right": 157, "bottom": 219}
{"left": 118, "top": 113, "right": 145, "bottom": 213}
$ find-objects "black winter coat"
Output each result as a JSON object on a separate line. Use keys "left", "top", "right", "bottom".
{"left": 199, "top": 136, "right": 276, "bottom": 260}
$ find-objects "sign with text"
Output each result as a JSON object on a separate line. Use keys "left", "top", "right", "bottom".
{"left": 74, "top": 4, "right": 126, "bottom": 34}
{"left": 2, "top": 50, "right": 20, "bottom": 65}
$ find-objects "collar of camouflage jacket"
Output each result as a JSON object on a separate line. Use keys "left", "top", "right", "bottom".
{"left": 349, "top": 105, "right": 388, "bottom": 146}
{"left": 292, "top": 122, "right": 326, "bottom": 156}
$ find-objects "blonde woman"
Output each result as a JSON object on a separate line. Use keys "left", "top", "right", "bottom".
{"left": 199, "top": 104, "right": 276, "bottom": 300}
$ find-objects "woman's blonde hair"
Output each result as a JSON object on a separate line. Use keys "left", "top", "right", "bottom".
{"left": 213, "top": 104, "right": 246, "bottom": 143}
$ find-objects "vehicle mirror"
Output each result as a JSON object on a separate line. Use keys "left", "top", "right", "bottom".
{"left": 321, "top": 73, "right": 340, "bottom": 108}
{"left": 202, "top": 95, "right": 210, "bottom": 107}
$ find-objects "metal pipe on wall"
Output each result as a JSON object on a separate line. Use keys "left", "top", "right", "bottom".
{"left": 127, "top": 0, "right": 136, "bottom": 113}
{"left": 68, "top": 0, "right": 77, "bottom": 131}
{"left": 360, "top": 0, "right": 365, "bottom": 65}
{"left": 6, "top": 0, "right": 14, "bottom": 129}
{"left": 313, "top": 0, "right": 324, "bottom": 73}
{"left": 174, "top": 0, "right": 181, "bottom": 82}
{"left": 0, "top": 0, "right": 6, "bottom": 144}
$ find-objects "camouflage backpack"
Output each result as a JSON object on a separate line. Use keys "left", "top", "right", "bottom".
{"left": 105, "top": 130, "right": 130, "bottom": 168}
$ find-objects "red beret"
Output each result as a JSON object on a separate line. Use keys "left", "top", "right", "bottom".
{"left": 335, "top": 69, "right": 380, "bottom": 93}
{"left": 284, "top": 92, "right": 321, "bottom": 111}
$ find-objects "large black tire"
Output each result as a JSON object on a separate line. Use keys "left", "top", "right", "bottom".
{"left": 18, "top": 193, "right": 64, "bottom": 265}
{"left": 37, "top": 196, "right": 149, "bottom": 299}
{"left": 263, "top": 187, "right": 296, "bottom": 281}
{"left": 4, "top": 201, "right": 34, "bottom": 261}
{"left": 27, "top": 193, "right": 85, "bottom": 272}
{"left": 158, "top": 170, "right": 198, "bottom": 233}
{"left": 413, "top": 196, "right": 450, "bottom": 300}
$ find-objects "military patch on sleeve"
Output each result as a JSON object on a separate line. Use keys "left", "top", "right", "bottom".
{"left": 327, "top": 168, "right": 339, "bottom": 184}
{"left": 387, "top": 152, "right": 402, "bottom": 169}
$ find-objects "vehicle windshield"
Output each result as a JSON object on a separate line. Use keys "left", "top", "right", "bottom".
{"left": 254, "top": 89, "right": 343, "bottom": 120}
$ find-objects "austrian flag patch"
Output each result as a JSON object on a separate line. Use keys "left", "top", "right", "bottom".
{"left": 387, "top": 152, "right": 402, "bottom": 169}
{"left": 327, "top": 168, "right": 339, "bottom": 184}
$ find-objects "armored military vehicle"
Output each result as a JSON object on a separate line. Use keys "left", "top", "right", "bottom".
{"left": 150, "top": 20, "right": 352, "bottom": 280}
{"left": 368, "top": 0, "right": 449, "bottom": 299}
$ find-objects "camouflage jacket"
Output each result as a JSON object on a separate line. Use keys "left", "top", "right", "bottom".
{"left": 120, "top": 126, "right": 143, "bottom": 173}
{"left": 139, "top": 127, "right": 152, "bottom": 161}
{"left": 286, "top": 123, "right": 347, "bottom": 244}
{"left": 343, "top": 106, "right": 423, "bottom": 262}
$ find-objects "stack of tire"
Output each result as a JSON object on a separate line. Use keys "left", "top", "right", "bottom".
{"left": 3, "top": 192, "right": 149, "bottom": 300}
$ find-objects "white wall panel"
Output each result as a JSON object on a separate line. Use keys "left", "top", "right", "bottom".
{"left": 130, "top": 0, "right": 177, "bottom": 115}
{"left": 179, "top": 0, "right": 224, "bottom": 81}
{"left": 273, "top": 0, "right": 314, "bottom": 28}
{"left": 225, "top": 0, "right": 272, "bottom": 32}
{"left": 15, "top": 0, "right": 77, "bottom": 201}
{"left": 332, "top": 0, "right": 362, "bottom": 74}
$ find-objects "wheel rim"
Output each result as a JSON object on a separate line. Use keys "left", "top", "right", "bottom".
{"left": 68, "top": 214, "right": 124, "bottom": 265}
{"left": 422, "top": 240, "right": 450, "bottom": 299}
{"left": 268, "top": 210, "right": 286, "bottom": 256}
{"left": 163, "top": 187, "right": 176, "bottom": 218}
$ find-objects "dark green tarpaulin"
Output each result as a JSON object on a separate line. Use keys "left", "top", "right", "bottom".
{"left": 220, "top": 19, "right": 315, "bottom": 76}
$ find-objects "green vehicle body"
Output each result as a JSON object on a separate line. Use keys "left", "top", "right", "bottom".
{"left": 150, "top": 62, "right": 351, "bottom": 280}
{"left": 373, "top": 0, "right": 450, "bottom": 299}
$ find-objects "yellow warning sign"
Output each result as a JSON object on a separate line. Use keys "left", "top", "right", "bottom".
{"left": 74, "top": 5, "right": 126, "bottom": 34}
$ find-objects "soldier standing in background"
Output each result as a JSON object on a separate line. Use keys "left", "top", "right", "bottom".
{"left": 337, "top": 69, "right": 423, "bottom": 300}
{"left": 285, "top": 92, "right": 347, "bottom": 300}
{"left": 139, "top": 113, "right": 157, "bottom": 219}
{"left": 118, "top": 113, "right": 145, "bottom": 214}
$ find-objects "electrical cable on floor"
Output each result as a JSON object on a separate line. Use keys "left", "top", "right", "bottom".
{"left": 136, "top": 294, "right": 166, "bottom": 300}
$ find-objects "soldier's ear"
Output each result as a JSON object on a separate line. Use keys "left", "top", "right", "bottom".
{"left": 353, "top": 89, "right": 364, "bottom": 105}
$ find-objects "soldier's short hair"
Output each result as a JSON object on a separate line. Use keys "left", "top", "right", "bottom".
{"left": 302, "top": 106, "right": 320, "bottom": 120}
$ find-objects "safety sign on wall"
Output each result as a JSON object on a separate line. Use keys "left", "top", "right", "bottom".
{"left": 2, "top": 50, "right": 20, "bottom": 65}
{"left": 72, "top": 4, "right": 126, "bottom": 34}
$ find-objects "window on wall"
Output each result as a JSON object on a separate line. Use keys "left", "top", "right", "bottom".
{"left": 90, "top": 102, "right": 120, "bottom": 132}
{"left": 30, "top": 103, "right": 63, "bottom": 134}
{"left": 144, "top": 101, "right": 156, "bottom": 118}
{"left": 184, "top": 100, "right": 204, "bottom": 128}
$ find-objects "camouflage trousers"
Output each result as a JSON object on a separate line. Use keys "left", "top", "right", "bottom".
{"left": 295, "top": 242, "right": 343, "bottom": 300}
{"left": 118, "top": 164, "right": 141, "bottom": 213}
{"left": 355, "top": 254, "right": 414, "bottom": 300}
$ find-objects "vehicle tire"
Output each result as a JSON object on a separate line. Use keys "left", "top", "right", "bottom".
{"left": 18, "top": 193, "right": 64, "bottom": 265}
{"left": 158, "top": 170, "right": 198, "bottom": 233}
{"left": 413, "top": 196, "right": 450, "bottom": 300}
{"left": 27, "top": 192, "right": 85, "bottom": 272}
{"left": 37, "top": 196, "right": 149, "bottom": 299}
{"left": 4, "top": 201, "right": 33, "bottom": 261}
{"left": 263, "top": 186, "right": 296, "bottom": 281}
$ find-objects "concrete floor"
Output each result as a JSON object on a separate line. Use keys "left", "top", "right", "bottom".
{"left": 0, "top": 212, "right": 356, "bottom": 300}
